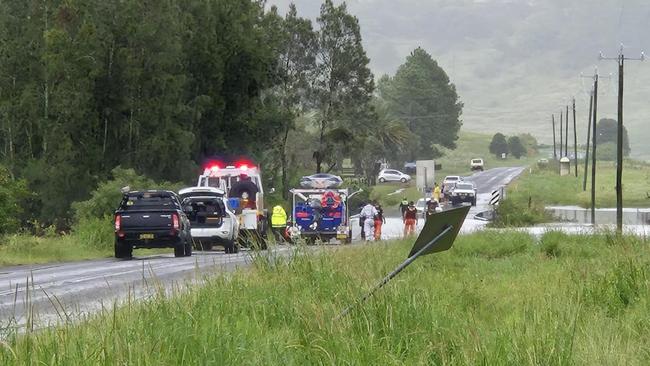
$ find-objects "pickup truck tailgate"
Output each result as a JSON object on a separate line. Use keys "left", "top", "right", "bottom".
{"left": 120, "top": 210, "right": 175, "bottom": 230}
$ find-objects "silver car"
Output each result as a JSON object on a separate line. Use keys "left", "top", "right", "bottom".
{"left": 378, "top": 169, "right": 411, "bottom": 183}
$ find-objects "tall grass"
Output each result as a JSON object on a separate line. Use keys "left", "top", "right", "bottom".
{"left": 0, "top": 218, "right": 113, "bottom": 266}
{"left": 2, "top": 231, "right": 650, "bottom": 364}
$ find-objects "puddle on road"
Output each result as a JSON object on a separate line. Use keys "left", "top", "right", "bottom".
{"left": 546, "top": 206, "right": 650, "bottom": 225}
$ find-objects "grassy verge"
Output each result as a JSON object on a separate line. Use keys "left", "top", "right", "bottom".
{"left": 4, "top": 231, "right": 650, "bottom": 364}
{"left": 370, "top": 183, "right": 421, "bottom": 209}
{"left": 0, "top": 235, "right": 111, "bottom": 267}
{"left": 507, "top": 160, "right": 650, "bottom": 208}
{"left": 0, "top": 218, "right": 166, "bottom": 266}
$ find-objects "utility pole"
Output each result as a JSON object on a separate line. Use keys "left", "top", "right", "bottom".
{"left": 559, "top": 110, "right": 563, "bottom": 157}
{"left": 600, "top": 46, "right": 645, "bottom": 234}
{"left": 583, "top": 92, "right": 593, "bottom": 191}
{"left": 565, "top": 105, "right": 569, "bottom": 157}
{"left": 573, "top": 99, "right": 577, "bottom": 177}
{"left": 591, "top": 74, "right": 598, "bottom": 225}
{"left": 552, "top": 114, "right": 557, "bottom": 160}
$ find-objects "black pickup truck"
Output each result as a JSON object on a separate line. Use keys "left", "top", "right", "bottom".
{"left": 114, "top": 190, "right": 192, "bottom": 258}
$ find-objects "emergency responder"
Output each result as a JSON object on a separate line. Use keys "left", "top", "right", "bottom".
{"left": 433, "top": 182, "right": 441, "bottom": 202}
{"left": 403, "top": 201, "right": 418, "bottom": 237}
{"left": 271, "top": 205, "right": 287, "bottom": 243}
{"left": 399, "top": 197, "right": 409, "bottom": 217}
{"left": 373, "top": 202, "right": 385, "bottom": 241}
{"left": 360, "top": 201, "right": 378, "bottom": 242}
{"left": 426, "top": 200, "right": 442, "bottom": 217}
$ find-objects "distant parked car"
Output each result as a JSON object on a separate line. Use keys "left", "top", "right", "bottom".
{"left": 441, "top": 175, "right": 463, "bottom": 199}
{"left": 415, "top": 198, "right": 429, "bottom": 218}
{"left": 443, "top": 175, "right": 463, "bottom": 185}
{"left": 299, "top": 173, "right": 343, "bottom": 189}
{"left": 537, "top": 158, "right": 549, "bottom": 168}
{"left": 403, "top": 162, "right": 416, "bottom": 174}
{"left": 470, "top": 158, "right": 484, "bottom": 171}
{"left": 378, "top": 169, "right": 411, "bottom": 183}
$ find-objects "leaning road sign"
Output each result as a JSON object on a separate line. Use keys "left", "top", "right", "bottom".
{"left": 335, "top": 205, "right": 471, "bottom": 320}
{"left": 408, "top": 205, "right": 471, "bottom": 257}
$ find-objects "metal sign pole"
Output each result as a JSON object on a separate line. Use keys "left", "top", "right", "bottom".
{"left": 335, "top": 225, "right": 454, "bottom": 320}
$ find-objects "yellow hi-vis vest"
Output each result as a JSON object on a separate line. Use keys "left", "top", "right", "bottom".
{"left": 271, "top": 205, "right": 287, "bottom": 227}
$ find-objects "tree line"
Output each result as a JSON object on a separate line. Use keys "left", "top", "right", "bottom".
{"left": 489, "top": 133, "right": 537, "bottom": 159}
{"left": 0, "top": 0, "right": 463, "bottom": 231}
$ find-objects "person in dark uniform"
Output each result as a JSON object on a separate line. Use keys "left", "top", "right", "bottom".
{"left": 229, "top": 174, "right": 259, "bottom": 209}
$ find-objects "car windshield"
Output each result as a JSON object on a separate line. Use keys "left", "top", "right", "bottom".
{"left": 203, "top": 175, "right": 259, "bottom": 190}
{"left": 456, "top": 184, "right": 473, "bottom": 190}
{"left": 446, "top": 176, "right": 459, "bottom": 181}
{"left": 416, "top": 199, "right": 426, "bottom": 208}
{"left": 472, "top": 160, "right": 482, "bottom": 163}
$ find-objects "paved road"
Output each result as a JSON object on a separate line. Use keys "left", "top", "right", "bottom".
{"left": 352, "top": 166, "right": 526, "bottom": 240}
{"left": 0, "top": 166, "right": 525, "bottom": 332}
{"left": 0, "top": 249, "right": 273, "bottom": 332}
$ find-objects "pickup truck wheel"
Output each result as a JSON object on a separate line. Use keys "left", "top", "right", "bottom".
{"left": 174, "top": 244, "right": 185, "bottom": 258}
{"left": 224, "top": 240, "right": 233, "bottom": 254}
{"left": 184, "top": 241, "right": 193, "bottom": 257}
{"left": 114, "top": 241, "right": 132, "bottom": 259}
{"left": 114, "top": 242, "right": 123, "bottom": 259}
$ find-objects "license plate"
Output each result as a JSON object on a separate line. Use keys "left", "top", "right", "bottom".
{"left": 139, "top": 233, "right": 154, "bottom": 240}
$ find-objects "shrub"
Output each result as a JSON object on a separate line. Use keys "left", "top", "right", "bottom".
{"left": 0, "top": 165, "right": 31, "bottom": 234}
{"left": 490, "top": 198, "right": 553, "bottom": 228}
{"left": 72, "top": 217, "right": 115, "bottom": 250}
{"left": 72, "top": 167, "right": 182, "bottom": 223}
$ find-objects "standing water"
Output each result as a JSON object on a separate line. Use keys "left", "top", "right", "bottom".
{"left": 546, "top": 206, "right": 650, "bottom": 225}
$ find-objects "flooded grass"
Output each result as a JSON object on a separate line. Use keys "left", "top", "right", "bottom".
{"left": 2, "top": 231, "right": 650, "bottom": 364}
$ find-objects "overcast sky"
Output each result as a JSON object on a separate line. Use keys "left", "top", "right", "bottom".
{"left": 266, "top": 0, "right": 650, "bottom": 158}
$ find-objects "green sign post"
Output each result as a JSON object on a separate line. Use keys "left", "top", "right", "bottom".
{"left": 336, "top": 205, "right": 471, "bottom": 320}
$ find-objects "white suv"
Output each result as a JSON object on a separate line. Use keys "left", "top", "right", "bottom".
{"left": 179, "top": 187, "right": 240, "bottom": 253}
{"left": 470, "top": 158, "right": 484, "bottom": 171}
{"left": 378, "top": 169, "right": 411, "bottom": 183}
